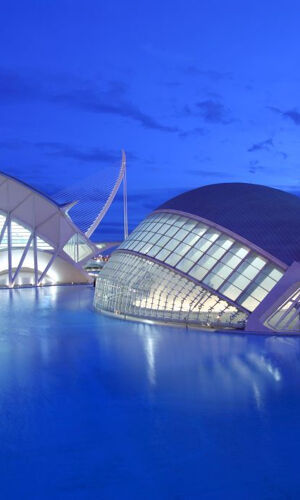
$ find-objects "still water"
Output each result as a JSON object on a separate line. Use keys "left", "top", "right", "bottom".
{"left": 0, "top": 285, "right": 299, "bottom": 499}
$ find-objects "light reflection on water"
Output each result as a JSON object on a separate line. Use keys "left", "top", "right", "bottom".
{"left": 0, "top": 285, "right": 300, "bottom": 499}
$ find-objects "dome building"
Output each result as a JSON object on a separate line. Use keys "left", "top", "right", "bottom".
{"left": 94, "top": 183, "right": 300, "bottom": 334}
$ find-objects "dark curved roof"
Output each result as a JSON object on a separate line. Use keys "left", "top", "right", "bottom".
{"left": 157, "top": 183, "right": 300, "bottom": 266}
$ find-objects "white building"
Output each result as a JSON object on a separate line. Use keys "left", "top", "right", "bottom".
{"left": 0, "top": 171, "right": 98, "bottom": 287}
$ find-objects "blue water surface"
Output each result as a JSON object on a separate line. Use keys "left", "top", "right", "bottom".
{"left": 0, "top": 285, "right": 300, "bottom": 500}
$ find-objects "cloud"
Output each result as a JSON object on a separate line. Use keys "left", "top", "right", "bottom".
{"left": 35, "top": 142, "right": 132, "bottom": 164}
{"left": 268, "top": 106, "right": 300, "bottom": 126}
{"left": 247, "top": 137, "right": 288, "bottom": 160}
{"left": 51, "top": 86, "right": 178, "bottom": 132}
{"left": 184, "top": 100, "right": 232, "bottom": 124}
{"left": 248, "top": 160, "right": 265, "bottom": 174}
{"left": 0, "top": 68, "right": 178, "bottom": 132}
{"left": 248, "top": 138, "right": 273, "bottom": 152}
{"left": 0, "top": 69, "right": 42, "bottom": 102}
{"left": 0, "top": 138, "right": 137, "bottom": 165}
{"left": 179, "top": 127, "right": 206, "bottom": 139}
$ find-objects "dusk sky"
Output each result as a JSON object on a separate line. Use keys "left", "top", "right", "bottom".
{"left": 1, "top": 0, "right": 300, "bottom": 240}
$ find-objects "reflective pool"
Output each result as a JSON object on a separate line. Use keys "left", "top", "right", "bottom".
{"left": 0, "top": 285, "right": 299, "bottom": 499}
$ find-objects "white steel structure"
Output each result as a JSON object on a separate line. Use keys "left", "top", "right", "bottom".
{"left": 0, "top": 171, "right": 98, "bottom": 287}
{"left": 0, "top": 152, "right": 128, "bottom": 288}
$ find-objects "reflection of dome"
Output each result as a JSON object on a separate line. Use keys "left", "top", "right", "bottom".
{"left": 0, "top": 171, "right": 97, "bottom": 287}
{"left": 94, "top": 183, "right": 300, "bottom": 334}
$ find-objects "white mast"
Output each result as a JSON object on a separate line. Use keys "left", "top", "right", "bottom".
{"left": 85, "top": 150, "right": 127, "bottom": 239}
{"left": 122, "top": 150, "right": 128, "bottom": 240}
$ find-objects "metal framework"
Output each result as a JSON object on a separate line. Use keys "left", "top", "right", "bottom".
{"left": 0, "top": 172, "right": 98, "bottom": 287}
{"left": 94, "top": 210, "right": 285, "bottom": 329}
{"left": 264, "top": 287, "right": 300, "bottom": 332}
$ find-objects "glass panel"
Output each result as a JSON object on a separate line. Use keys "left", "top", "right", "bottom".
{"left": 248, "top": 285, "right": 268, "bottom": 302}
{"left": 220, "top": 252, "right": 243, "bottom": 269}
{"left": 206, "top": 243, "right": 228, "bottom": 260}
{"left": 185, "top": 247, "right": 205, "bottom": 262}
{"left": 11, "top": 220, "right": 31, "bottom": 247}
{"left": 94, "top": 251, "right": 247, "bottom": 329}
{"left": 236, "top": 261, "right": 261, "bottom": 281}
{"left": 193, "top": 238, "right": 213, "bottom": 253}
{"left": 196, "top": 254, "right": 217, "bottom": 271}
{"left": 229, "top": 273, "right": 251, "bottom": 291}
{"left": 239, "top": 295, "right": 260, "bottom": 312}
{"left": 155, "top": 248, "right": 171, "bottom": 262}
{"left": 181, "top": 219, "right": 198, "bottom": 231}
{"left": 214, "top": 235, "right": 234, "bottom": 249}
{"left": 183, "top": 232, "right": 200, "bottom": 246}
{"left": 165, "top": 239, "right": 180, "bottom": 252}
{"left": 165, "top": 253, "right": 183, "bottom": 267}
{"left": 139, "top": 242, "right": 153, "bottom": 254}
{"left": 78, "top": 235, "right": 92, "bottom": 261}
{"left": 210, "top": 262, "right": 233, "bottom": 280}
{"left": 189, "top": 264, "right": 209, "bottom": 281}
{"left": 174, "top": 242, "right": 190, "bottom": 258}
{"left": 0, "top": 213, "right": 6, "bottom": 234}
{"left": 63, "top": 234, "right": 92, "bottom": 262}
{"left": 157, "top": 223, "right": 170, "bottom": 235}
{"left": 157, "top": 235, "right": 171, "bottom": 247}
{"left": 203, "top": 272, "right": 224, "bottom": 290}
{"left": 149, "top": 233, "right": 161, "bottom": 244}
{"left": 176, "top": 258, "right": 195, "bottom": 273}
{"left": 202, "top": 228, "right": 220, "bottom": 242}
{"left": 63, "top": 235, "right": 77, "bottom": 261}
{"left": 132, "top": 241, "right": 145, "bottom": 252}
{"left": 191, "top": 223, "right": 209, "bottom": 237}
{"left": 257, "top": 275, "right": 277, "bottom": 292}
{"left": 264, "top": 287, "right": 300, "bottom": 331}
{"left": 245, "top": 255, "right": 267, "bottom": 270}
{"left": 174, "top": 228, "right": 189, "bottom": 241}
{"left": 268, "top": 268, "right": 284, "bottom": 281}
{"left": 165, "top": 226, "right": 180, "bottom": 238}
{"left": 219, "top": 283, "right": 242, "bottom": 301}
{"left": 146, "top": 245, "right": 161, "bottom": 257}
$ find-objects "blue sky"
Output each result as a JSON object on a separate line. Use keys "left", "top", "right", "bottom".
{"left": 0, "top": 0, "right": 300, "bottom": 240}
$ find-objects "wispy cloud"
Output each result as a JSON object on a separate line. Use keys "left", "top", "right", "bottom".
{"left": 35, "top": 142, "right": 133, "bottom": 164}
{"left": 0, "top": 68, "right": 178, "bottom": 132}
{"left": 248, "top": 138, "right": 273, "bottom": 152}
{"left": 179, "top": 127, "right": 206, "bottom": 139}
{"left": 268, "top": 106, "right": 300, "bottom": 126}
{"left": 0, "top": 138, "right": 136, "bottom": 165}
{"left": 247, "top": 137, "right": 287, "bottom": 160}
{"left": 51, "top": 86, "right": 178, "bottom": 132}
{"left": 248, "top": 160, "right": 265, "bottom": 174}
{"left": 184, "top": 99, "right": 232, "bottom": 124}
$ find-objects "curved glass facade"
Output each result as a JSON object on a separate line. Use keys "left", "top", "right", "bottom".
{"left": 95, "top": 252, "right": 247, "bottom": 328}
{"left": 264, "top": 287, "right": 300, "bottom": 332}
{"left": 95, "top": 211, "right": 285, "bottom": 329}
{"left": 118, "top": 212, "right": 284, "bottom": 312}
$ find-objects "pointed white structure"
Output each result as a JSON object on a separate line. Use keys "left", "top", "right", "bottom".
{"left": 0, "top": 152, "right": 129, "bottom": 288}
{"left": 85, "top": 151, "right": 128, "bottom": 239}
